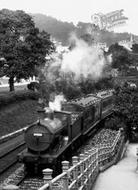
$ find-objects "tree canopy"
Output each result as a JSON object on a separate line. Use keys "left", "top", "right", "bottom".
{"left": 131, "top": 43, "right": 138, "bottom": 53}
{"left": 108, "top": 83, "right": 138, "bottom": 140}
{"left": 108, "top": 43, "right": 133, "bottom": 74}
{"left": 0, "top": 9, "right": 55, "bottom": 91}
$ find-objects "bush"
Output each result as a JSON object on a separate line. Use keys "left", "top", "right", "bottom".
{"left": 113, "top": 83, "right": 138, "bottom": 140}
{"left": 0, "top": 90, "right": 40, "bottom": 108}
{"left": 27, "top": 82, "right": 40, "bottom": 91}
{"left": 104, "top": 116, "right": 126, "bottom": 131}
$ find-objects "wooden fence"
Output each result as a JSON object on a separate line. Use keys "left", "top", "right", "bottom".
{"left": 38, "top": 130, "right": 123, "bottom": 190}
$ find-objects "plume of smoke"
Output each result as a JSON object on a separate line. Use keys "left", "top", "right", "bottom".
{"left": 45, "top": 53, "right": 61, "bottom": 82}
{"left": 60, "top": 33, "right": 111, "bottom": 80}
{"left": 49, "top": 94, "right": 66, "bottom": 111}
{"left": 39, "top": 33, "right": 112, "bottom": 105}
{"left": 41, "top": 33, "right": 112, "bottom": 84}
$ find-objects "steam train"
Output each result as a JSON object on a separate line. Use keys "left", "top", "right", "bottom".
{"left": 18, "top": 90, "right": 114, "bottom": 174}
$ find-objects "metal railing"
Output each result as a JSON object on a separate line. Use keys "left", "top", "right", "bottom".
{"left": 38, "top": 130, "right": 121, "bottom": 190}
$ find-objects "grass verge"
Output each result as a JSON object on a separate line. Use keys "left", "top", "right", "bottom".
{"left": 0, "top": 99, "right": 39, "bottom": 137}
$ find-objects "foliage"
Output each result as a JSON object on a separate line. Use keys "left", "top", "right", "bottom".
{"left": 0, "top": 90, "right": 39, "bottom": 107}
{"left": 80, "top": 34, "right": 94, "bottom": 46}
{"left": 131, "top": 43, "right": 138, "bottom": 53}
{"left": 105, "top": 116, "right": 126, "bottom": 131}
{"left": 0, "top": 9, "right": 55, "bottom": 91}
{"left": 76, "top": 22, "right": 94, "bottom": 38}
{"left": 108, "top": 43, "right": 133, "bottom": 74}
{"left": 113, "top": 83, "right": 138, "bottom": 139}
{"left": 27, "top": 82, "right": 40, "bottom": 91}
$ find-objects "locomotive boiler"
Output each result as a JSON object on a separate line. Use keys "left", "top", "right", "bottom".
{"left": 25, "top": 113, "right": 65, "bottom": 153}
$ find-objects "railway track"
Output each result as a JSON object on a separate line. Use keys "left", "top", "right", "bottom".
{"left": 0, "top": 164, "right": 26, "bottom": 189}
{"left": 0, "top": 135, "right": 26, "bottom": 175}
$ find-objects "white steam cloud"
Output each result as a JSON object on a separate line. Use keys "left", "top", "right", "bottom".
{"left": 42, "top": 34, "right": 112, "bottom": 83}
{"left": 40, "top": 34, "right": 112, "bottom": 110}
{"left": 49, "top": 94, "right": 66, "bottom": 111}
{"left": 60, "top": 34, "right": 111, "bottom": 80}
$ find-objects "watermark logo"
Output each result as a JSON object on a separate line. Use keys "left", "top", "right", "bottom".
{"left": 91, "top": 9, "right": 128, "bottom": 30}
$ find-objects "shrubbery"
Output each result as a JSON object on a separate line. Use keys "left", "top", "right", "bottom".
{"left": 0, "top": 90, "right": 40, "bottom": 108}
{"left": 105, "top": 82, "right": 138, "bottom": 141}
{"left": 27, "top": 82, "right": 40, "bottom": 91}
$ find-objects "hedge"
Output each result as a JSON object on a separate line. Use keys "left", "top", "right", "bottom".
{"left": 0, "top": 90, "right": 40, "bottom": 108}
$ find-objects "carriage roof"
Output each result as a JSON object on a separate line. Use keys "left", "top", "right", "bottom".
{"left": 96, "top": 90, "right": 113, "bottom": 99}
{"left": 69, "top": 95, "right": 100, "bottom": 108}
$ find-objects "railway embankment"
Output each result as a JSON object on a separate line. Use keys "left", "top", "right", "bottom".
{"left": 0, "top": 90, "right": 39, "bottom": 138}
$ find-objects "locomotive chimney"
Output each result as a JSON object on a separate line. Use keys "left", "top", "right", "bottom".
{"left": 37, "top": 107, "right": 54, "bottom": 120}
{"left": 37, "top": 108, "right": 46, "bottom": 119}
{"left": 44, "top": 107, "right": 54, "bottom": 120}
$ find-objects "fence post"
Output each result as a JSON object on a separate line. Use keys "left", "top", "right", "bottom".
{"left": 88, "top": 149, "right": 94, "bottom": 188}
{"left": 85, "top": 150, "right": 91, "bottom": 189}
{"left": 96, "top": 148, "right": 99, "bottom": 173}
{"left": 62, "top": 161, "right": 69, "bottom": 190}
{"left": 72, "top": 156, "right": 78, "bottom": 166}
{"left": 72, "top": 156, "right": 78, "bottom": 189}
{"left": 2, "top": 185, "right": 19, "bottom": 190}
{"left": 62, "top": 161, "right": 69, "bottom": 172}
{"left": 43, "top": 168, "right": 53, "bottom": 185}
{"left": 80, "top": 154, "right": 85, "bottom": 187}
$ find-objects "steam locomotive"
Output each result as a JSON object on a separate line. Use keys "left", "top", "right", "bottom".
{"left": 18, "top": 90, "right": 114, "bottom": 174}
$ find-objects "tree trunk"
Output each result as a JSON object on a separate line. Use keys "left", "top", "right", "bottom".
{"left": 9, "top": 77, "right": 15, "bottom": 91}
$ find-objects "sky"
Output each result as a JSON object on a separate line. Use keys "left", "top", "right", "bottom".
{"left": 0, "top": 0, "right": 138, "bottom": 35}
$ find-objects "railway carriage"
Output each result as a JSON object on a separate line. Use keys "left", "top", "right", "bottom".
{"left": 96, "top": 90, "right": 114, "bottom": 119}
{"left": 64, "top": 95, "right": 101, "bottom": 135}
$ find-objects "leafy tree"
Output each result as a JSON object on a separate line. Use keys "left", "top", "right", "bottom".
{"left": 80, "top": 34, "right": 94, "bottom": 46}
{"left": 108, "top": 43, "right": 133, "bottom": 75}
{"left": 113, "top": 83, "right": 138, "bottom": 139}
{"left": 131, "top": 43, "right": 138, "bottom": 53}
{"left": 105, "top": 116, "right": 126, "bottom": 131}
{"left": 76, "top": 22, "right": 92, "bottom": 36}
{"left": 0, "top": 9, "right": 55, "bottom": 91}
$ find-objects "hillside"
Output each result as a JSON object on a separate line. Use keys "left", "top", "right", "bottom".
{"left": 31, "top": 13, "right": 75, "bottom": 45}
{"left": 31, "top": 13, "right": 138, "bottom": 46}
